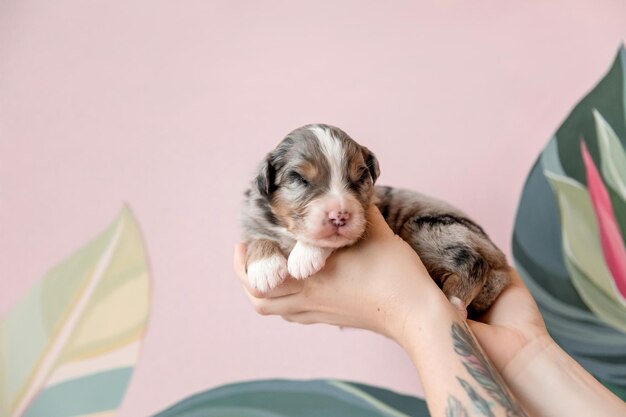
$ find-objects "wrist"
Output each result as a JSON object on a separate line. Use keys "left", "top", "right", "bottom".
{"left": 385, "top": 281, "right": 452, "bottom": 352}
{"left": 501, "top": 333, "right": 555, "bottom": 382}
{"left": 502, "top": 335, "right": 626, "bottom": 417}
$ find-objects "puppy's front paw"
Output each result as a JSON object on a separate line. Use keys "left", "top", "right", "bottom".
{"left": 247, "top": 254, "right": 288, "bottom": 293}
{"left": 287, "top": 243, "right": 331, "bottom": 279}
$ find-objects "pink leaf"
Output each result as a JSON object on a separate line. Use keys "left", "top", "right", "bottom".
{"left": 581, "top": 140, "right": 626, "bottom": 301}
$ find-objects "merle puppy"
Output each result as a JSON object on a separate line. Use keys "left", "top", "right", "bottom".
{"left": 241, "top": 124, "right": 510, "bottom": 316}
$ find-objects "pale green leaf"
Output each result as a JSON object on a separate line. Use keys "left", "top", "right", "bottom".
{"left": 594, "top": 109, "right": 626, "bottom": 201}
{"left": 544, "top": 171, "right": 626, "bottom": 331}
{"left": 565, "top": 258, "right": 626, "bottom": 333}
{"left": 0, "top": 206, "right": 151, "bottom": 417}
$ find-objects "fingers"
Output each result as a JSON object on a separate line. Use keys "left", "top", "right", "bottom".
{"left": 490, "top": 267, "right": 535, "bottom": 307}
{"left": 282, "top": 311, "right": 337, "bottom": 326}
{"left": 254, "top": 278, "right": 305, "bottom": 298}
{"left": 508, "top": 268, "right": 533, "bottom": 292}
{"left": 233, "top": 243, "right": 305, "bottom": 298}
{"left": 365, "top": 205, "right": 395, "bottom": 239}
{"left": 474, "top": 266, "right": 544, "bottom": 328}
{"left": 245, "top": 289, "right": 307, "bottom": 316}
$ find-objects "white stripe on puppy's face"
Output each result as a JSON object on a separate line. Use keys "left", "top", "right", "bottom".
{"left": 264, "top": 124, "right": 376, "bottom": 249}
{"left": 308, "top": 125, "right": 346, "bottom": 199}
{"left": 303, "top": 125, "right": 365, "bottom": 248}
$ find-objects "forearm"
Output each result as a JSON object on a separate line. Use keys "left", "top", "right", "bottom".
{"left": 502, "top": 335, "right": 626, "bottom": 417}
{"left": 395, "top": 294, "right": 528, "bottom": 417}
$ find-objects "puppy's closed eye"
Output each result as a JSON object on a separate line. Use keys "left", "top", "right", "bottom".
{"left": 357, "top": 167, "right": 370, "bottom": 183}
{"left": 287, "top": 171, "right": 309, "bottom": 187}
{"left": 349, "top": 167, "right": 370, "bottom": 191}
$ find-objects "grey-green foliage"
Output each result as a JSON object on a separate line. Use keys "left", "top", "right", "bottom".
{"left": 513, "top": 45, "right": 626, "bottom": 397}
{"left": 153, "top": 379, "right": 430, "bottom": 417}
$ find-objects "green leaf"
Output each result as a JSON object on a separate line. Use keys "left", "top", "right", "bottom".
{"left": 0, "top": 206, "right": 151, "bottom": 417}
{"left": 543, "top": 171, "right": 626, "bottom": 332}
{"left": 565, "top": 257, "right": 626, "bottom": 335}
{"left": 555, "top": 47, "right": 626, "bottom": 185}
{"left": 153, "top": 379, "right": 430, "bottom": 417}
{"left": 513, "top": 45, "right": 626, "bottom": 396}
{"left": 594, "top": 109, "right": 626, "bottom": 201}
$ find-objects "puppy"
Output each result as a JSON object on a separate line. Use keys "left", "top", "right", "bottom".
{"left": 241, "top": 124, "right": 510, "bottom": 316}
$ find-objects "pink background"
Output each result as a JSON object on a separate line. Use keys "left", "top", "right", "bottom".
{"left": 2, "top": 1, "right": 626, "bottom": 415}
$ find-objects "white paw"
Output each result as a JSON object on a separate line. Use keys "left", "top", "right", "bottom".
{"left": 247, "top": 255, "right": 288, "bottom": 292}
{"left": 287, "top": 243, "right": 331, "bottom": 279}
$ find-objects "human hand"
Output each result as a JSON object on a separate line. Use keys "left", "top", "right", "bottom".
{"left": 234, "top": 205, "right": 447, "bottom": 342}
{"left": 234, "top": 211, "right": 623, "bottom": 417}
{"left": 467, "top": 269, "right": 550, "bottom": 373}
{"left": 235, "top": 205, "right": 552, "bottom": 376}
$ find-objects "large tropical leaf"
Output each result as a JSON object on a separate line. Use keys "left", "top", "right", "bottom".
{"left": 0, "top": 206, "right": 151, "bottom": 417}
{"left": 555, "top": 46, "right": 626, "bottom": 240}
{"left": 581, "top": 140, "right": 626, "bottom": 302}
{"left": 543, "top": 169, "right": 626, "bottom": 325}
{"left": 513, "top": 45, "right": 626, "bottom": 397}
{"left": 153, "top": 379, "right": 430, "bottom": 417}
{"left": 594, "top": 109, "right": 626, "bottom": 201}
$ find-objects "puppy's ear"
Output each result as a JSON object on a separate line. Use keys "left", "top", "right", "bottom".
{"left": 361, "top": 146, "right": 380, "bottom": 183}
{"left": 256, "top": 154, "right": 276, "bottom": 197}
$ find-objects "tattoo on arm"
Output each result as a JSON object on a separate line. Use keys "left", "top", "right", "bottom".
{"left": 457, "top": 377, "right": 494, "bottom": 417}
{"left": 446, "top": 395, "right": 469, "bottom": 417}
{"left": 451, "top": 322, "right": 527, "bottom": 417}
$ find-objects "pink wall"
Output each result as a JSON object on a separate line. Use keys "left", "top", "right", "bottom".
{"left": 2, "top": 1, "right": 626, "bottom": 415}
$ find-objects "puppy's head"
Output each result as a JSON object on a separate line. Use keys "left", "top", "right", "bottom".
{"left": 257, "top": 124, "right": 380, "bottom": 248}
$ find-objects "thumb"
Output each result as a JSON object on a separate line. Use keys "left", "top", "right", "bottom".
{"left": 365, "top": 204, "right": 395, "bottom": 239}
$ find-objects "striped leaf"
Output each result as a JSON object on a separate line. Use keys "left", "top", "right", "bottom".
{"left": 0, "top": 206, "right": 151, "bottom": 417}
{"left": 589, "top": 116, "right": 626, "bottom": 301}
{"left": 544, "top": 170, "right": 626, "bottom": 332}
{"left": 513, "top": 45, "right": 626, "bottom": 398}
{"left": 594, "top": 109, "right": 626, "bottom": 201}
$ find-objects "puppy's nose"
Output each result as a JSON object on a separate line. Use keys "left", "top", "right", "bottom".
{"left": 328, "top": 210, "right": 350, "bottom": 227}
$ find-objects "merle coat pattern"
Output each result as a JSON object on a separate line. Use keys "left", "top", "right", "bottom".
{"left": 241, "top": 124, "right": 510, "bottom": 314}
